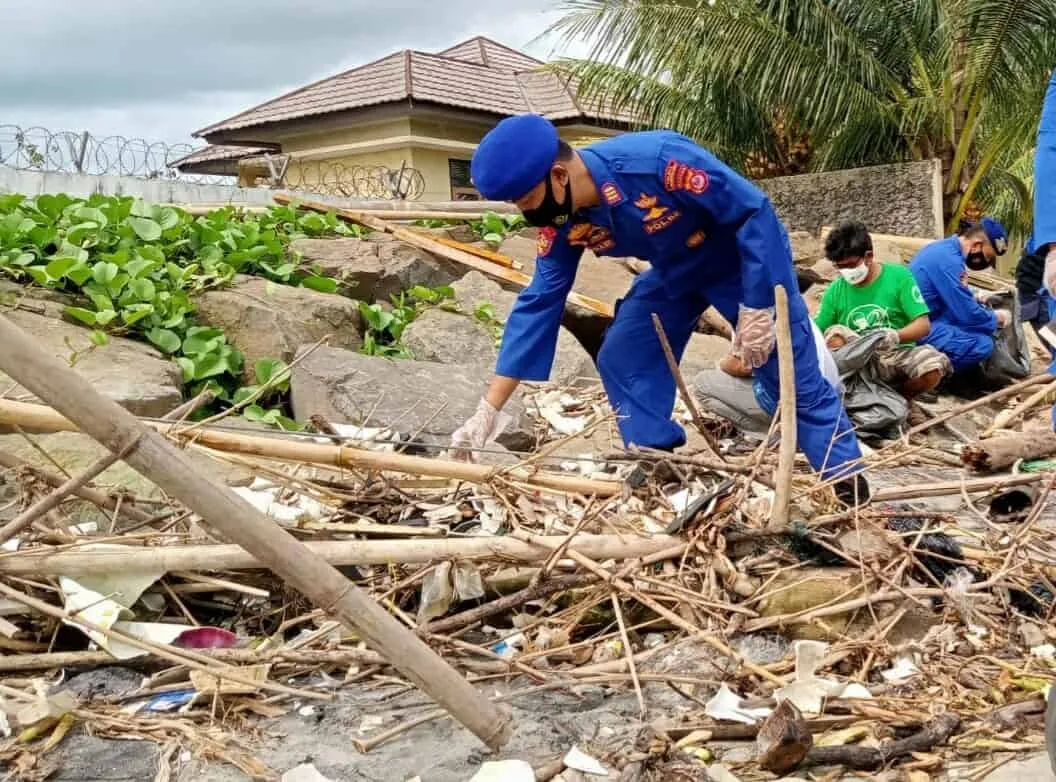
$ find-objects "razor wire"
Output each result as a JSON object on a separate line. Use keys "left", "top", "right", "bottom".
{"left": 0, "top": 124, "right": 427, "bottom": 199}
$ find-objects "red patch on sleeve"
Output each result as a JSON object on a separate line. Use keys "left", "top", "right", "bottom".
{"left": 537, "top": 226, "right": 556, "bottom": 257}
{"left": 663, "top": 160, "right": 710, "bottom": 194}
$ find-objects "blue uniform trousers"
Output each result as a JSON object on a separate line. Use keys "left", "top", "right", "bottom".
{"left": 920, "top": 321, "right": 995, "bottom": 373}
{"left": 597, "top": 270, "right": 862, "bottom": 480}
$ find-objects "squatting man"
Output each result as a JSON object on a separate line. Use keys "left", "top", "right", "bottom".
{"left": 446, "top": 113, "right": 869, "bottom": 506}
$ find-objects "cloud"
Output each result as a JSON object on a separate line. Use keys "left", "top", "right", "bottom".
{"left": 0, "top": 0, "right": 582, "bottom": 142}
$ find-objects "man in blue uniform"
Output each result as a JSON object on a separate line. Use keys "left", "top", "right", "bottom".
{"left": 907, "top": 217, "right": 1011, "bottom": 375}
{"left": 1031, "top": 68, "right": 1056, "bottom": 428}
{"left": 448, "top": 114, "right": 868, "bottom": 504}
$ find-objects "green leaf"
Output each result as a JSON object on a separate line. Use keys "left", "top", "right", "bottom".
{"left": 25, "top": 267, "right": 50, "bottom": 286}
{"left": 92, "top": 261, "right": 119, "bottom": 285}
{"left": 45, "top": 256, "right": 78, "bottom": 280}
{"left": 182, "top": 327, "right": 225, "bottom": 356}
{"left": 147, "top": 327, "right": 182, "bottom": 354}
{"left": 66, "top": 222, "right": 100, "bottom": 245}
{"left": 157, "top": 207, "right": 180, "bottom": 231}
{"left": 483, "top": 232, "right": 503, "bottom": 244}
{"left": 74, "top": 206, "right": 108, "bottom": 227}
{"left": 67, "top": 265, "right": 93, "bottom": 286}
{"left": 90, "top": 330, "right": 109, "bottom": 346}
{"left": 130, "top": 199, "right": 155, "bottom": 218}
{"left": 233, "top": 385, "right": 260, "bottom": 406}
{"left": 299, "top": 275, "right": 338, "bottom": 293}
{"left": 174, "top": 357, "right": 196, "bottom": 382}
{"left": 191, "top": 351, "right": 234, "bottom": 380}
{"left": 254, "top": 358, "right": 290, "bottom": 388}
{"left": 120, "top": 303, "right": 153, "bottom": 326}
{"left": 94, "top": 309, "right": 118, "bottom": 326}
{"left": 64, "top": 306, "right": 98, "bottom": 326}
{"left": 129, "top": 278, "right": 156, "bottom": 300}
{"left": 127, "top": 216, "right": 162, "bottom": 242}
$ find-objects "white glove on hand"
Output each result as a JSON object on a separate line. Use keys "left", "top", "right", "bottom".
{"left": 732, "top": 305, "right": 777, "bottom": 369}
{"left": 449, "top": 397, "right": 510, "bottom": 463}
{"left": 1044, "top": 249, "right": 1056, "bottom": 298}
{"left": 875, "top": 328, "right": 900, "bottom": 351}
{"left": 994, "top": 309, "right": 1012, "bottom": 329}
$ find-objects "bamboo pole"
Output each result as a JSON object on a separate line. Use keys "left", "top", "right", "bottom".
{"left": 275, "top": 194, "right": 616, "bottom": 318}
{"left": 771, "top": 284, "right": 796, "bottom": 529}
{"left": 0, "top": 399, "right": 623, "bottom": 498}
{"left": 0, "top": 313, "right": 513, "bottom": 749}
{"left": 0, "top": 533, "right": 681, "bottom": 577}
{"left": 982, "top": 377, "right": 1056, "bottom": 437}
{"left": 871, "top": 472, "right": 1044, "bottom": 502}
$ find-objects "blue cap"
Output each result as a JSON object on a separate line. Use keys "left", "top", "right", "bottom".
{"left": 980, "top": 215, "right": 1008, "bottom": 255}
{"left": 471, "top": 114, "right": 560, "bottom": 201}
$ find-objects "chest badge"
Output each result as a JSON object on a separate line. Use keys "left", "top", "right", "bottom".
{"left": 686, "top": 230, "right": 706, "bottom": 248}
{"left": 600, "top": 181, "right": 624, "bottom": 206}
{"left": 568, "top": 222, "right": 616, "bottom": 252}
{"left": 664, "top": 160, "right": 710, "bottom": 194}
{"left": 635, "top": 193, "right": 681, "bottom": 234}
{"left": 537, "top": 226, "right": 556, "bottom": 256}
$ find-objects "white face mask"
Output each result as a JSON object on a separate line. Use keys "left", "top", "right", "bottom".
{"left": 839, "top": 264, "right": 869, "bottom": 285}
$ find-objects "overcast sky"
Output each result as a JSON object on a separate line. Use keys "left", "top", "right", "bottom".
{"left": 0, "top": 0, "right": 588, "bottom": 146}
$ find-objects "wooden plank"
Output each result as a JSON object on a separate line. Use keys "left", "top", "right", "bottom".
{"left": 275, "top": 194, "right": 616, "bottom": 318}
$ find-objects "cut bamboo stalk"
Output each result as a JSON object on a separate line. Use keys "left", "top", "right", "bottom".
{"left": 179, "top": 205, "right": 501, "bottom": 221}
{"left": 771, "top": 284, "right": 796, "bottom": 529}
{"left": 0, "top": 392, "right": 212, "bottom": 545}
{"left": 413, "top": 232, "right": 518, "bottom": 269}
{"left": 0, "top": 313, "right": 513, "bottom": 749}
{"left": 871, "top": 473, "right": 1043, "bottom": 502}
{"left": 982, "top": 378, "right": 1056, "bottom": 437}
{"left": 0, "top": 399, "right": 623, "bottom": 497}
{"left": 275, "top": 194, "right": 615, "bottom": 318}
{"left": 0, "top": 533, "right": 681, "bottom": 577}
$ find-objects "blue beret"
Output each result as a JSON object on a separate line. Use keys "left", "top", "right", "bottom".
{"left": 980, "top": 215, "right": 1008, "bottom": 255}
{"left": 471, "top": 114, "right": 559, "bottom": 201}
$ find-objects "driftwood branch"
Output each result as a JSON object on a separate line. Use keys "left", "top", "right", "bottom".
{"left": 802, "top": 712, "right": 960, "bottom": 770}
{"left": 962, "top": 432, "right": 1056, "bottom": 473}
{"left": 771, "top": 284, "right": 797, "bottom": 529}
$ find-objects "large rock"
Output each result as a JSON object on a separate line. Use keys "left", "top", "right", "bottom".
{"left": 498, "top": 235, "right": 636, "bottom": 356}
{"left": 289, "top": 346, "right": 536, "bottom": 450}
{"left": 403, "top": 272, "right": 598, "bottom": 386}
{"left": 0, "top": 310, "right": 182, "bottom": 418}
{"left": 290, "top": 235, "right": 464, "bottom": 303}
{"left": 194, "top": 275, "right": 362, "bottom": 380}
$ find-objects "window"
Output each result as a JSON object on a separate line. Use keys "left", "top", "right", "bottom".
{"left": 449, "top": 158, "right": 480, "bottom": 201}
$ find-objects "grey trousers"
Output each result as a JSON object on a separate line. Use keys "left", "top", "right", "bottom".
{"left": 693, "top": 368, "right": 771, "bottom": 436}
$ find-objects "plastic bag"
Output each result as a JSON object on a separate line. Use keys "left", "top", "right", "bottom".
{"left": 830, "top": 331, "right": 909, "bottom": 438}
{"left": 979, "top": 290, "right": 1031, "bottom": 388}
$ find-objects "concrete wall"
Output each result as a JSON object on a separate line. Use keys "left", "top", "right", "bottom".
{"left": 759, "top": 159, "right": 944, "bottom": 239}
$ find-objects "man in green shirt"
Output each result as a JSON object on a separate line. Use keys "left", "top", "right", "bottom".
{"left": 815, "top": 222, "right": 951, "bottom": 405}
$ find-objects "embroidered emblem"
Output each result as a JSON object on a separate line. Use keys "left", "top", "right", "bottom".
{"left": 634, "top": 193, "right": 681, "bottom": 234}
{"left": 686, "top": 230, "right": 706, "bottom": 248}
{"left": 537, "top": 226, "right": 556, "bottom": 256}
{"left": 600, "top": 181, "right": 624, "bottom": 206}
{"left": 634, "top": 193, "right": 669, "bottom": 222}
{"left": 568, "top": 222, "right": 616, "bottom": 252}
{"left": 663, "top": 160, "right": 710, "bottom": 194}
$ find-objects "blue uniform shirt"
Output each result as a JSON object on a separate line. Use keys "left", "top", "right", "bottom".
{"left": 495, "top": 130, "right": 803, "bottom": 381}
{"left": 1034, "top": 69, "right": 1056, "bottom": 254}
{"left": 909, "top": 236, "right": 998, "bottom": 334}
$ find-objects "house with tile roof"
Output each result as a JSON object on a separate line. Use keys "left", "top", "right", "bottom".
{"left": 173, "top": 36, "right": 635, "bottom": 201}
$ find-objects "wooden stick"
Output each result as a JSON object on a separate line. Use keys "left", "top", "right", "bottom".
{"left": 0, "top": 533, "right": 681, "bottom": 577}
{"left": 413, "top": 232, "right": 518, "bottom": 269}
{"left": 802, "top": 712, "right": 960, "bottom": 770}
{"left": 0, "top": 399, "right": 623, "bottom": 498}
{"left": 0, "top": 313, "right": 513, "bottom": 750}
{"left": 611, "top": 593, "right": 646, "bottom": 718}
{"left": 651, "top": 313, "right": 724, "bottom": 460}
{"left": 771, "top": 284, "right": 796, "bottom": 529}
{"left": 0, "top": 392, "right": 211, "bottom": 545}
{"left": 983, "top": 377, "right": 1056, "bottom": 436}
{"left": 962, "top": 432, "right": 1056, "bottom": 473}
{"left": 871, "top": 472, "right": 1044, "bottom": 501}
{"left": 275, "top": 194, "right": 616, "bottom": 318}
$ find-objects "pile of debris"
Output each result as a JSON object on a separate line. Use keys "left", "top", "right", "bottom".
{"left": 2, "top": 199, "right": 1056, "bottom": 781}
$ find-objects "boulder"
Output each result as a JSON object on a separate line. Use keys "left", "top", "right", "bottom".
{"left": 402, "top": 271, "right": 598, "bottom": 386}
{"left": 194, "top": 275, "right": 362, "bottom": 380}
{"left": 290, "top": 236, "right": 464, "bottom": 303}
{"left": 498, "top": 235, "right": 636, "bottom": 356}
{"left": 0, "top": 309, "right": 182, "bottom": 418}
{"left": 289, "top": 345, "right": 536, "bottom": 450}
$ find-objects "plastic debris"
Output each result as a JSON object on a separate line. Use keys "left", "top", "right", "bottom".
{"left": 881, "top": 654, "right": 921, "bottom": 682}
{"left": 469, "top": 759, "right": 534, "bottom": 781}
{"left": 705, "top": 683, "right": 772, "bottom": 725}
{"left": 563, "top": 745, "right": 609, "bottom": 775}
{"left": 417, "top": 561, "right": 455, "bottom": 625}
{"left": 282, "top": 763, "right": 337, "bottom": 782}
{"left": 231, "top": 477, "right": 330, "bottom": 524}
{"left": 774, "top": 640, "right": 872, "bottom": 714}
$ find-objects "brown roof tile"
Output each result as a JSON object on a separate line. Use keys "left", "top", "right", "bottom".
{"left": 196, "top": 36, "right": 631, "bottom": 138}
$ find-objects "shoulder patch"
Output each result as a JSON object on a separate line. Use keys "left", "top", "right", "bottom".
{"left": 663, "top": 160, "right": 710, "bottom": 194}
{"left": 600, "top": 181, "right": 624, "bottom": 206}
{"left": 537, "top": 226, "right": 556, "bottom": 257}
{"left": 686, "top": 230, "right": 706, "bottom": 248}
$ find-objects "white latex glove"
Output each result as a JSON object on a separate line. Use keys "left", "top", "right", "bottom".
{"left": 994, "top": 309, "right": 1011, "bottom": 329}
{"left": 974, "top": 289, "right": 992, "bottom": 305}
{"left": 448, "top": 397, "right": 510, "bottom": 463}
{"left": 875, "top": 328, "right": 900, "bottom": 351}
{"left": 1044, "top": 248, "right": 1056, "bottom": 298}
{"left": 732, "top": 305, "right": 776, "bottom": 368}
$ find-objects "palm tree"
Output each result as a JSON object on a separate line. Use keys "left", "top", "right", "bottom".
{"left": 545, "top": 0, "right": 1056, "bottom": 237}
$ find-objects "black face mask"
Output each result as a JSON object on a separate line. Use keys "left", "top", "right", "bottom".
{"left": 522, "top": 172, "right": 573, "bottom": 228}
{"left": 966, "top": 251, "right": 991, "bottom": 272}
